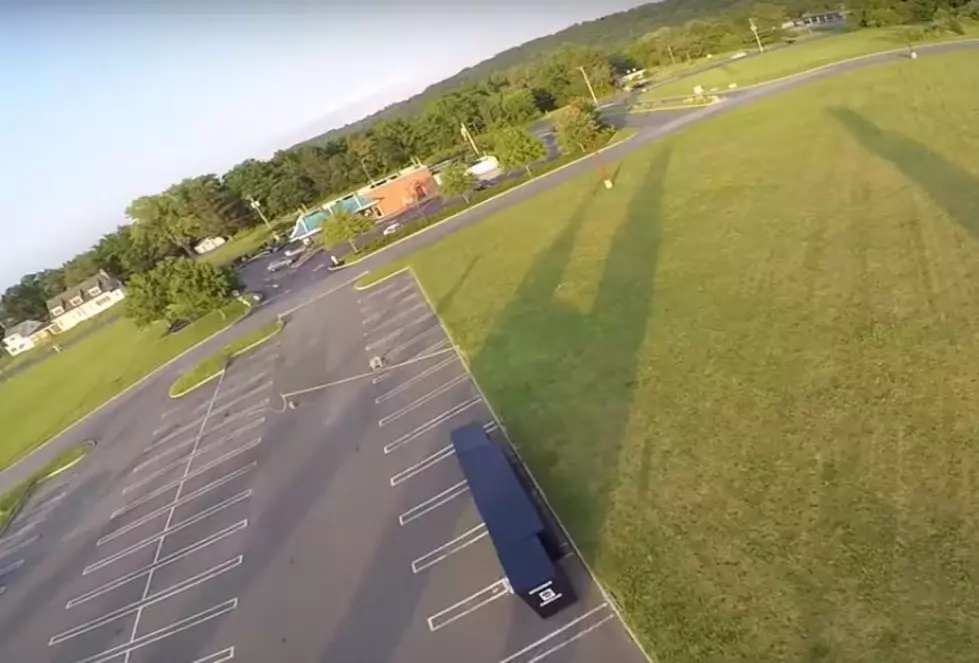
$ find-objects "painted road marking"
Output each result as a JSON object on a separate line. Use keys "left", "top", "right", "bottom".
{"left": 68, "top": 521, "right": 247, "bottom": 608}
{"left": 412, "top": 524, "right": 488, "bottom": 574}
{"left": 365, "top": 301, "right": 427, "bottom": 331}
{"left": 484, "top": 421, "right": 500, "bottom": 433}
{"left": 384, "top": 398, "right": 481, "bottom": 454}
{"left": 0, "top": 534, "right": 39, "bottom": 561}
{"left": 405, "top": 338, "right": 448, "bottom": 362}
{"left": 378, "top": 374, "right": 469, "bottom": 427}
{"left": 201, "top": 373, "right": 271, "bottom": 406}
{"left": 112, "top": 462, "right": 256, "bottom": 520}
{"left": 375, "top": 356, "right": 456, "bottom": 403}
{"left": 134, "top": 417, "right": 265, "bottom": 473}
{"left": 0, "top": 558, "right": 25, "bottom": 577}
{"left": 360, "top": 281, "right": 412, "bottom": 301}
{"left": 84, "top": 491, "right": 251, "bottom": 575}
{"left": 427, "top": 578, "right": 512, "bottom": 632}
{"left": 386, "top": 325, "right": 440, "bottom": 358}
{"left": 390, "top": 445, "right": 455, "bottom": 486}
{"left": 124, "top": 435, "right": 261, "bottom": 495}
{"left": 399, "top": 481, "right": 469, "bottom": 526}
{"left": 362, "top": 293, "right": 420, "bottom": 325}
{"left": 193, "top": 647, "right": 235, "bottom": 663}
{"left": 70, "top": 599, "right": 238, "bottom": 663}
{"left": 497, "top": 603, "right": 611, "bottom": 663}
{"left": 147, "top": 394, "right": 267, "bottom": 453}
{"left": 100, "top": 465, "right": 255, "bottom": 546}
{"left": 50, "top": 557, "right": 242, "bottom": 645}
{"left": 365, "top": 314, "right": 433, "bottom": 352}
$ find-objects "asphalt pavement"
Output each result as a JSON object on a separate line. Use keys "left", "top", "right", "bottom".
{"left": 2, "top": 38, "right": 976, "bottom": 661}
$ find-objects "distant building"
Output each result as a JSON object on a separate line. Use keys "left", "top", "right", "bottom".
{"left": 46, "top": 270, "right": 126, "bottom": 333}
{"left": 194, "top": 236, "right": 227, "bottom": 254}
{"left": 783, "top": 10, "right": 848, "bottom": 30}
{"left": 288, "top": 165, "right": 438, "bottom": 243}
{"left": 2, "top": 320, "right": 46, "bottom": 356}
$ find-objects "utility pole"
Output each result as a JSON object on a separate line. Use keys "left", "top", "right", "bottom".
{"left": 460, "top": 123, "right": 482, "bottom": 158}
{"left": 749, "top": 18, "right": 765, "bottom": 54}
{"left": 247, "top": 196, "right": 280, "bottom": 242}
{"left": 667, "top": 44, "right": 677, "bottom": 66}
{"left": 578, "top": 66, "right": 600, "bottom": 106}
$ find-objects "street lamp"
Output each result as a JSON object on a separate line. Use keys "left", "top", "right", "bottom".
{"left": 749, "top": 18, "right": 765, "bottom": 54}
{"left": 577, "top": 66, "right": 600, "bottom": 106}
{"left": 247, "top": 196, "right": 280, "bottom": 242}
{"left": 576, "top": 67, "right": 614, "bottom": 190}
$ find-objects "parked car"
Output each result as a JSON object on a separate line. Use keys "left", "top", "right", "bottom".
{"left": 284, "top": 245, "right": 306, "bottom": 257}
{"left": 267, "top": 257, "right": 295, "bottom": 272}
{"left": 382, "top": 223, "right": 402, "bottom": 237}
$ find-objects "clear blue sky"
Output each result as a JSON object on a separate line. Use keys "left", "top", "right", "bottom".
{"left": 0, "top": 1, "right": 647, "bottom": 291}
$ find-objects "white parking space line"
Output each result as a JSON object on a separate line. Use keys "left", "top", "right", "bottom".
{"left": 390, "top": 445, "right": 456, "bottom": 486}
{"left": 0, "top": 534, "right": 38, "bottom": 561}
{"left": 100, "top": 464, "right": 256, "bottom": 546}
{"left": 497, "top": 603, "right": 611, "bottom": 663}
{"left": 365, "top": 301, "right": 427, "bottom": 332}
{"left": 362, "top": 293, "right": 420, "bottom": 325}
{"left": 192, "top": 646, "right": 235, "bottom": 663}
{"left": 124, "top": 435, "right": 261, "bottom": 495}
{"left": 205, "top": 373, "right": 271, "bottom": 405}
{"left": 375, "top": 356, "right": 457, "bottom": 403}
{"left": 72, "top": 599, "right": 238, "bottom": 663}
{"left": 525, "top": 615, "right": 615, "bottom": 662}
{"left": 68, "top": 521, "right": 247, "bottom": 608}
{"left": 384, "top": 398, "right": 481, "bottom": 454}
{"left": 0, "top": 558, "right": 25, "bottom": 577}
{"left": 427, "top": 578, "right": 512, "bottom": 632}
{"left": 378, "top": 374, "right": 469, "bottom": 427}
{"left": 147, "top": 394, "right": 268, "bottom": 453}
{"left": 50, "top": 556, "right": 242, "bottom": 646}
{"left": 84, "top": 491, "right": 251, "bottom": 575}
{"left": 365, "top": 314, "right": 433, "bottom": 351}
{"left": 112, "top": 462, "right": 256, "bottom": 520}
{"left": 404, "top": 338, "right": 449, "bottom": 362}
{"left": 122, "top": 436, "right": 262, "bottom": 501}
{"left": 135, "top": 417, "right": 265, "bottom": 473}
{"left": 360, "top": 281, "right": 413, "bottom": 302}
{"left": 411, "top": 524, "right": 488, "bottom": 574}
{"left": 399, "top": 481, "right": 469, "bottom": 526}
{"left": 386, "top": 325, "right": 441, "bottom": 358}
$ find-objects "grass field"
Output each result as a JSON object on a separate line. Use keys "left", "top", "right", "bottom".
{"left": 0, "top": 441, "right": 93, "bottom": 533}
{"left": 198, "top": 218, "right": 293, "bottom": 266}
{"left": 0, "top": 300, "right": 249, "bottom": 471}
{"left": 169, "top": 319, "right": 283, "bottom": 397}
{"left": 362, "top": 51, "right": 979, "bottom": 661}
{"left": 640, "top": 26, "right": 978, "bottom": 100}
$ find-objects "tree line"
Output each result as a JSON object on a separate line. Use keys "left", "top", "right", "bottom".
{"left": 3, "top": 0, "right": 976, "bottom": 337}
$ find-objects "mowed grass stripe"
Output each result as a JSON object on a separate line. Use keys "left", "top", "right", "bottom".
{"left": 359, "top": 52, "right": 979, "bottom": 662}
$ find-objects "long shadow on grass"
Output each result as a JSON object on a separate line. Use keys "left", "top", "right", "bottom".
{"left": 468, "top": 146, "right": 671, "bottom": 562}
{"left": 830, "top": 107, "right": 979, "bottom": 239}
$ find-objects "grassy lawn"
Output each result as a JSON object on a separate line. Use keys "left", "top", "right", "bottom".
{"left": 198, "top": 220, "right": 292, "bottom": 267}
{"left": 0, "top": 300, "right": 249, "bottom": 471}
{"left": 169, "top": 319, "right": 283, "bottom": 397}
{"left": 0, "top": 441, "right": 93, "bottom": 533}
{"left": 361, "top": 51, "right": 979, "bottom": 662}
{"left": 640, "top": 26, "right": 978, "bottom": 100}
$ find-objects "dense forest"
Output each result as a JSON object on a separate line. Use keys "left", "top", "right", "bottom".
{"left": 3, "top": 0, "right": 977, "bottom": 334}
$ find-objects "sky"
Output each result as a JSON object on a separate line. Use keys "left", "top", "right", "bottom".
{"left": 0, "top": 0, "right": 648, "bottom": 291}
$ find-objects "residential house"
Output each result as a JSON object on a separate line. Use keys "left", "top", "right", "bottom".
{"left": 47, "top": 270, "right": 126, "bottom": 333}
{"left": 2, "top": 320, "right": 46, "bottom": 356}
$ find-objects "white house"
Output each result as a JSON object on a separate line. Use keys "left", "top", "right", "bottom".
{"left": 47, "top": 270, "right": 126, "bottom": 333}
{"left": 2, "top": 320, "right": 45, "bottom": 356}
{"left": 194, "top": 236, "right": 227, "bottom": 254}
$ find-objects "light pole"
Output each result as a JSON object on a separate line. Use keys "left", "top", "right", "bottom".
{"left": 749, "top": 18, "right": 765, "bottom": 54}
{"left": 578, "top": 66, "right": 600, "bottom": 106}
{"left": 460, "top": 123, "right": 482, "bottom": 158}
{"left": 247, "top": 196, "right": 280, "bottom": 242}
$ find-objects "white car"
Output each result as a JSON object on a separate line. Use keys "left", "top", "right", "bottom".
{"left": 382, "top": 223, "right": 402, "bottom": 237}
{"left": 284, "top": 245, "right": 306, "bottom": 257}
{"left": 267, "top": 257, "right": 295, "bottom": 272}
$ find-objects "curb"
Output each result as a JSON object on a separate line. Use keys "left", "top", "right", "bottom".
{"left": 642, "top": 35, "right": 979, "bottom": 102}
{"left": 168, "top": 321, "right": 285, "bottom": 399}
{"left": 625, "top": 99, "right": 719, "bottom": 114}
{"left": 325, "top": 133, "right": 639, "bottom": 274}
{"left": 0, "top": 441, "right": 95, "bottom": 538}
{"left": 0, "top": 309, "right": 250, "bottom": 484}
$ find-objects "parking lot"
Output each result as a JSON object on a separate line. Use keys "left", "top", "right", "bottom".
{"left": 281, "top": 271, "right": 648, "bottom": 662}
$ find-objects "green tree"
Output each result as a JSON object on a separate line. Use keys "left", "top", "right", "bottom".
{"left": 319, "top": 209, "right": 376, "bottom": 253}
{"left": 554, "top": 99, "right": 611, "bottom": 155}
{"left": 438, "top": 162, "right": 479, "bottom": 204}
{"left": 165, "top": 258, "right": 237, "bottom": 321}
{"left": 125, "top": 267, "right": 172, "bottom": 327}
{"left": 492, "top": 127, "right": 548, "bottom": 175}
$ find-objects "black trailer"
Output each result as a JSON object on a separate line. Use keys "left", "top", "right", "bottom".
{"left": 451, "top": 423, "right": 577, "bottom": 619}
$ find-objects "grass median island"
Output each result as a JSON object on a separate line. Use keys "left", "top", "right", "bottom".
{"left": 0, "top": 300, "right": 250, "bottom": 473}
{"left": 0, "top": 441, "right": 94, "bottom": 534}
{"left": 640, "top": 26, "right": 978, "bottom": 101}
{"left": 169, "top": 319, "right": 284, "bottom": 397}
{"left": 360, "top": 52, "right": 979, "bottom": 661}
